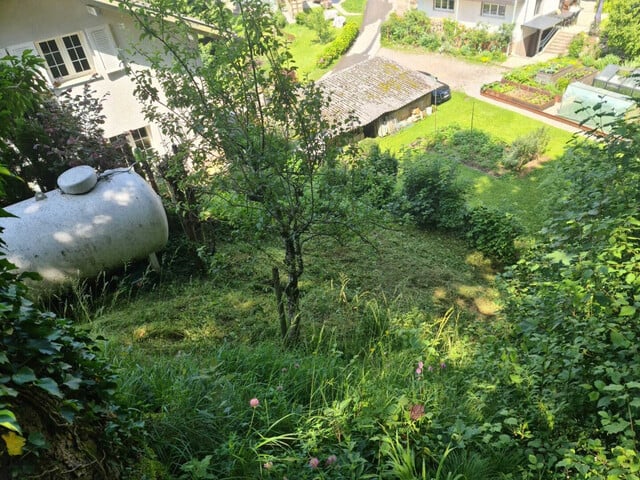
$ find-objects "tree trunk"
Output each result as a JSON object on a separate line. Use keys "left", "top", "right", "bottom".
{"left": 284, "top": 270, "right": 301, "bottom": 345}
{"left": 156, "top": 151, "right": 203, "bottom": 243}
{"left": 282, "top": 233, "right": 303, "bottom": 346}
{"left": 272, "top": 267, "right": 287, "bottom": 339}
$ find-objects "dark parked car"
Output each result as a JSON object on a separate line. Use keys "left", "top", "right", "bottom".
{"left": 420, "top": 72, "right": 451, "bottom": 105}
{"left": 433, "top": 83, "right": 451, "bottom": 105}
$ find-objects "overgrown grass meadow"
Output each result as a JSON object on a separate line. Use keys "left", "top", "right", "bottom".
{"left": 87, "top": 226, "right": 507, "bottom": 478}
{"left": 72, "top": 93, "right": 574, "bottom": 478}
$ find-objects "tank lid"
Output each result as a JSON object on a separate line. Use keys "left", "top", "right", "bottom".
{"left": 57, "top": 166, "right": 98, "bottom": 195}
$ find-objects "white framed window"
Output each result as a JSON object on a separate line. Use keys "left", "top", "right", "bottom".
{"left": 130, "top": 127, "right": 153, "bottom": 153}
{"left": 434, "top": 0, "right": 455, "bottom": 10}
{"left": 110, "top": 127, "right": 154, "bottom": 157}
{"left": 481, "top": 2, "right": 506, "bottom": 16}
{"left": 534, "top": 0, "right": 543, "bottom": 14}
{"left": 36, "top": 32, "right": 93, "bottom": 81}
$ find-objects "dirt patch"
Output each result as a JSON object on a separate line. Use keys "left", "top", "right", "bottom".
{"left": 521, "top": 155, "right": 553, "bottom": 175}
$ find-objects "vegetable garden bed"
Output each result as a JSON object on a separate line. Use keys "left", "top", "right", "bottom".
{"left": 481, "top": 80, "right": 556, "bottom": 111}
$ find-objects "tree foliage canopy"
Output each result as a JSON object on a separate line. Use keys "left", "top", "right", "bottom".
{"left": 121, "top": 0, "right": 359, "bottom": 344}
{"left": 601, "top": 0, "right": 640, "bottom": 59}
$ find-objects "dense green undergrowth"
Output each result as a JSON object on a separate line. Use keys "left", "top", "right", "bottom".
{"left": 80, "top": 111, "right": 640, "bottom": 478}
{"left": 381, "top": 10, "right": 512, "bottom": 63}
{"left": 4, "top": 6, "right": 640, "bottom": 476}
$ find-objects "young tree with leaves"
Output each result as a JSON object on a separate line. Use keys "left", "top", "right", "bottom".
{"left": 121, "top": 0, "right": 356, "bottom": 344}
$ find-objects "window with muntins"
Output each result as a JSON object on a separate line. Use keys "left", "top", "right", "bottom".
{"left": 434, "top": 0, "right": 455, "bottom": 11}
{"left": 37, "top": 33, "right": 91, "bottom": 81}
{"left": 481, "top": 2, "right": 506, "bottom": 16}
{"left": 130, "top": 127, "right": 153, "bottom": 153}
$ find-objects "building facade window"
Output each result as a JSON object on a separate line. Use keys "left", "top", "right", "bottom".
{"left": 110, "top": 127, "right": 154, "bottom": 158}
{"left": 130, "top": 127, "right": 153, "bottom": 153}
{"left": 481, "top": 2, "right": 506, "bottom": 17}
{"left": 37, "top": 33, "right": 92, "bottom": 80}
{"left": 434, "top": 0, "right": 455, "bottom": 11}
{"left": 534, "top": 0, "right": 543, "bottom": 14}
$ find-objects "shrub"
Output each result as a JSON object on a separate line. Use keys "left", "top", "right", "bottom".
{"left": 274, "top": 10, "right": 288, "bottom": 29}
{"left": 347, "top": 143, "right": 399, "bottom": 208}
{"left": 593, "top": 53, "right": 623, "bottom": 70}
{"left": 555, "top": 76, "right": 570, "bottom": 94}
{"left": 380, "top": 12, "right": 509, "bottom": 58}
{"left": 427, "top": 125, "right": 507, "bottom": 174}
{"left": 0, "top": 258, "right": 145, "bottom": 478}
{"left": 568, "top": 32, "right": 586, "bottom": 58}
{"left": 381, "top": 11, "right": 431, "bottom": 45}
{"left": 464, "top": 206, "right": 523, "bottom": 266}
{"left": 448, "top": 128, "right": 506, "bottom": 172}
{"left": 503, "top": 127, "right": 550, "bottom": 172}
{"left": 399, "top": 154, "right": 468, "bottom": 230}
{"left": 305, "top": 7, "right": 335, "bottom": 44}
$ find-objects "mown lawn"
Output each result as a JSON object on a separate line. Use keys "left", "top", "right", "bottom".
{"left": 375, "top": 92, "right": 576, "bottom": 231}
{"left": 283, "top": 23, "right": 331, "bottom": 80}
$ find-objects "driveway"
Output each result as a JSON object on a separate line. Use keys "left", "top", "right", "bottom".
{"left": 376, "top": 48, "right": 507, "bottom": 97}
{"left": 332, "top": 0, "right": 393, "bottom": 72}
{"left": 330, "top": 0, "right": 505, "bottom": 94}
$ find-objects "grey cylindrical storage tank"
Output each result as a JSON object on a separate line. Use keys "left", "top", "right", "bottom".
{"left": 0, "top": 165, "right": 169, "bottom": 289}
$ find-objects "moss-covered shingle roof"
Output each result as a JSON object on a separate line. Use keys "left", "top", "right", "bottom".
{"left": 317, "top": 57, "right": 441, "bottom": 129}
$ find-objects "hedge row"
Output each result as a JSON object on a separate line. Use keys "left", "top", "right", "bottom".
{"left": 316, "top": 22, "right": 360, "bottom": 68}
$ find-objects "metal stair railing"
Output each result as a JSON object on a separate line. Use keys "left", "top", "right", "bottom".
{"left": 539, "top": 26, "right": 560, "bottom": 53}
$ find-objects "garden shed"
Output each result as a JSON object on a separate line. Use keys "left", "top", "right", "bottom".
{"left": 557, "top": 82, "right": 635, "bottom": 132}
{"left": 592, "top": 64, "right": 640, "bottom": 98}
{"left": 317, "top": 57, "right": 442, "bottom": 138}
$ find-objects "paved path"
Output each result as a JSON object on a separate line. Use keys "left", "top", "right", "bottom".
{"left": 332, "top": 0, "right": 392, "bottom": 72}
{"left": 377, "top": 48, "right": 508, "bottom": 96}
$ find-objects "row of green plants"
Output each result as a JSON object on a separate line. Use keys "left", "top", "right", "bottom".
{"left": 501, "top": 57, "right": 592, "bottom": 97}
{"left": 481, "top": 81, "right": 556, "bottom": 110}
{"left": 411, "top": 124, "right": 550, "bottom": 175}
{"left": 381, "top": 10, "right": 513, "bottom": 63}
{"left": 316, "top": 21, "right": 360, "bottom": 68}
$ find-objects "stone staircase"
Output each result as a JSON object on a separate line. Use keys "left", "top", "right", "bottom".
{"left": 541, "top": 1, "right": 596, "bottom": 57}
{"left": 543, "top": 30, "right": 576, "bottom": 56}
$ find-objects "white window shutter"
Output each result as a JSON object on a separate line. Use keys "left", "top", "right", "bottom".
{"left": 85, "top": 24, "right": 123, "bottom": 74}
{"left": 5, "top": 42, "right": 53, "bottom": 86}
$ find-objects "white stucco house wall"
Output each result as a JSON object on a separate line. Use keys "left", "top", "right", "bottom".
{"left": 416, "top": 0, "right": 578, "bottom": 56}
{"left": 0, "top": 0, "right": 209, "bottom": 157}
